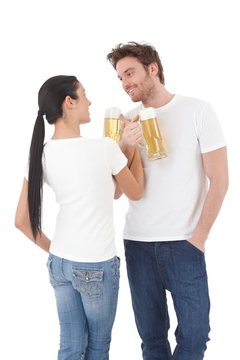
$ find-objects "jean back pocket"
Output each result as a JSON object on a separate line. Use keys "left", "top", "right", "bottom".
{"left": 72, "top": 269, "right": 103, "bottom": 298}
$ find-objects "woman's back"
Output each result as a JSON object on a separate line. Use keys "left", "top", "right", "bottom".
{"left": 44, "top": 137, "right": 127, "bottom": 262}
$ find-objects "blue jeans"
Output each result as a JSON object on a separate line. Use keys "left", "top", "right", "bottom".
{"left": 124, "top": 240, "right": 210, "bottom": 360}
{"left": 47, "top": 254, "right": 120, "bottom": 360}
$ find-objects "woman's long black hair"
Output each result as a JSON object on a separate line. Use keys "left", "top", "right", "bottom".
{"left": 28, "top": 75, "right": 79, "bottom": 238}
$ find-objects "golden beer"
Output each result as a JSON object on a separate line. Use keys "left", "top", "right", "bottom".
{"left": 139, "top": 107, "right": 167, "bottom": 160}
{"left": 103, "top": 107, "right": 121, "bottom": 142}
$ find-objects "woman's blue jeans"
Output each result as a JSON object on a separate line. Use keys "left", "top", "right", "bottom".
{"left": 47, "top": 254, "right": 120, "bottom": 360}
{"left": 124, "top": 240, "right": 210, "bottom": 360}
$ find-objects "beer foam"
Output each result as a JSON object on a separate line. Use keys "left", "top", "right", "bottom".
{"left": 139, "top": 107, "right": 156, "bottom": 120}
{"left": 105, "top": 107, "right": 121, "bottom": 119}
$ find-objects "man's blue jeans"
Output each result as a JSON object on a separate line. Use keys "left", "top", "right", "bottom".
{"left": 47, "top": 254, "right": 120, "bottom": 360}
{"left": 124, "top": 240, "right": 210, "bottom": 360}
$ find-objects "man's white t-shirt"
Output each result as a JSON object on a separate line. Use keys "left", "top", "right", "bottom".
{"left": 36, "top": 137, "right": 127, "bottom": 262}
{"left": 123, "top": 94, "right": 226, "bottom": 242}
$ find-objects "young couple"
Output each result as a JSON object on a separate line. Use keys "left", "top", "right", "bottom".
{"left": 15, "top": 42, "right": 228, "bottom": 360}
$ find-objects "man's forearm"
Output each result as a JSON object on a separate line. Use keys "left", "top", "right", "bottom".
{"left": 191, "top": 178, "right": 228, "bottom": 248}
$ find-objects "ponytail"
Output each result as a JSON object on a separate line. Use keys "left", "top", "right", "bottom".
{"left": 27, "top": 75, "right": 79, "bottom": 238}
{"left": 28, "top": 111, "right": 45, "bottom": 238}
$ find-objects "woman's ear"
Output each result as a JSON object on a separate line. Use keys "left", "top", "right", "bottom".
{"left": 64, "top": 95, "right": 76, "bottom": 109}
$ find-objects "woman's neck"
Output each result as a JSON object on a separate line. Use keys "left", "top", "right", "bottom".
{"left": 52, "top": 118, "right": 81, "bottom": 140}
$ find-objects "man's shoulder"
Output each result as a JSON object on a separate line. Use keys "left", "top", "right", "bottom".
{"left": 177, "top": 94, "right": 210, "bottom": 107}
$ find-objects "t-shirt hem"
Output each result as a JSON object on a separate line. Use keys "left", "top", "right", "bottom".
{"left": 49, "top": 249, "right": 117, "bottom": 263}
{"left": 123, "top": 234, "right": 192, "bottom": 241}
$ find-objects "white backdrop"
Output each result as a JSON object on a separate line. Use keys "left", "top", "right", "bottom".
{"left": 1, "top": 0, "right": 239, "bottom": 359}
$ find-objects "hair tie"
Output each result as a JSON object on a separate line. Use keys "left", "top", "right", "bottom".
{"left": 38, "top": 109, "right": 45, "bottom": 117}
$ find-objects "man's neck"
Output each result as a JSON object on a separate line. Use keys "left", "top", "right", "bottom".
{"left": 142, "top": 85, "right": 174, "bottom": 108}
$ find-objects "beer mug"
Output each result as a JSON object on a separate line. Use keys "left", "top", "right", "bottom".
{"left": 103, "top": 107, "right": 121, "bottom": 142}
{"left": 139, "top": 107, "right": 167, "bottom": 160}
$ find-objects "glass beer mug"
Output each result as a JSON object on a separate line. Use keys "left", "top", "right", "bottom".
{"left": 103, "top": 107, "right": 121, "bottom": 143}
{"left": 139, "top": 107, "right": 167, "bottom": 160}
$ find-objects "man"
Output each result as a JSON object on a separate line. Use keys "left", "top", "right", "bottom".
{"left": 107, "top": 42, "right": 228, "bottom": 360}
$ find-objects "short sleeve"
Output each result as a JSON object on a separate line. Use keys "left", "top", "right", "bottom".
{"left": 104, "top": 138, "right": 128, "bottom": 175}
{"left": 196, "top": 102, "right": 226, "bottom": 153}
{"left": 24, "top": 161, "right": 29, "bottom": 180}
{"left": 23, "top": 157, "right": 47, "bottom": 183}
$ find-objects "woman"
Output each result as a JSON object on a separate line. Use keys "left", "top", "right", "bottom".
{"left": 15, "top": 75, "right": 144, "bottom": 360}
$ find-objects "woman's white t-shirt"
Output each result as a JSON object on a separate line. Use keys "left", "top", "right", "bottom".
{"left": 41, "top": 137, "right": 127, "bottom": 262}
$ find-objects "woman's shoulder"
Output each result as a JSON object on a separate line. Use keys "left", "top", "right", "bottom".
{"left": 89, "top": 137, "right": 117, "bottom": 148}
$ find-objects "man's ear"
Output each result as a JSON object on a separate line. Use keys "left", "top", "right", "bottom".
{"left": 149, "top": 62, "right": 158, "bottom": 75}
